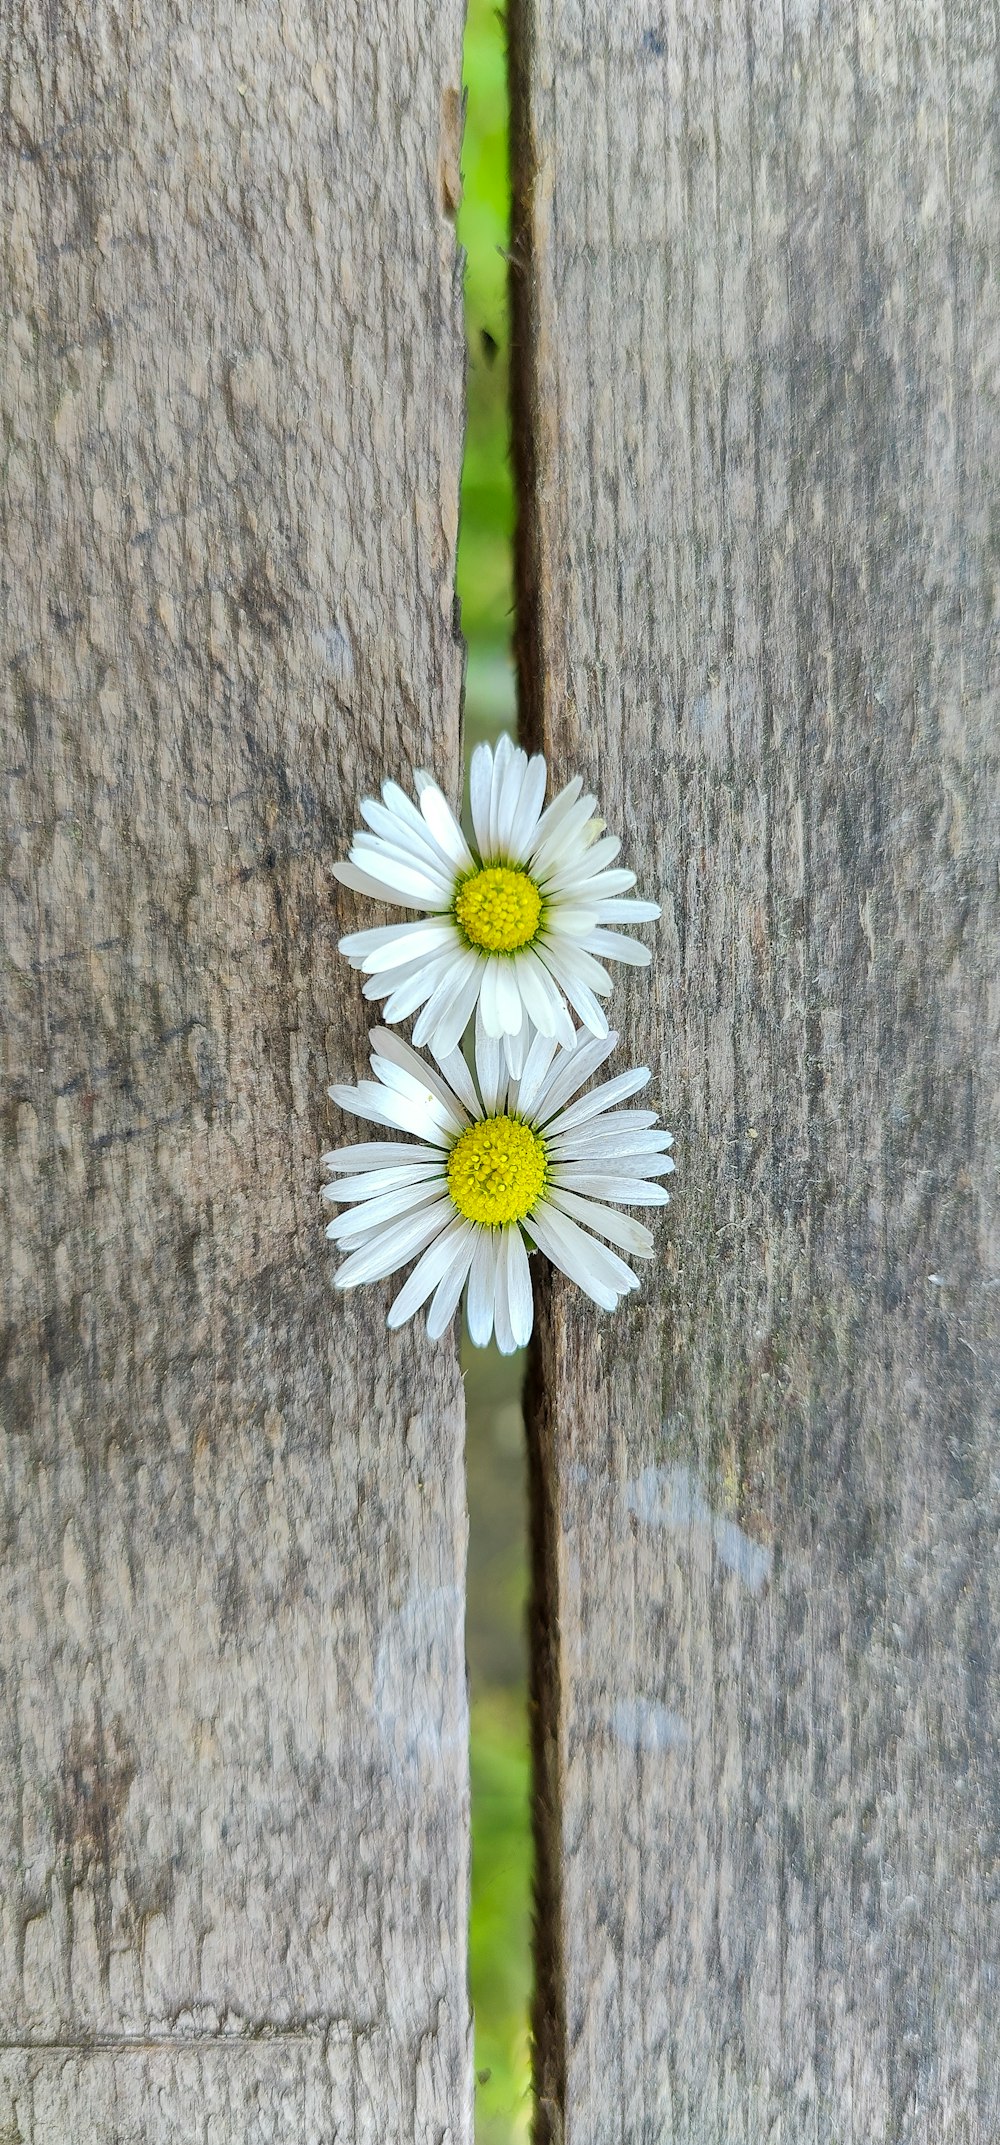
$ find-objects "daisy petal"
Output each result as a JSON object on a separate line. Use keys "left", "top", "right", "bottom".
{"left": 431, "top": 1043, "right": 483, "bottom": 1119}
{"left": 513, "top": 950, "right": 561, "bottom": 1038}
{"left": 551, "top": 1108, "right": 665, "bottom": 1141}
{"left": 322, "top": 1139, "right": 437, "bottom": 1173}
{"left": 474, "top": 1002, "right": 503, "bottom": 1111}
{"left": 469, "top": 740, "right": 495, "bottom": 855}
{"left": 565, "top": 867, "right": 636, "bottom": 898}
{"left": 494, "top": 1257, "right": 516, "bottom": 1356}
{"left": 548, "top": 1131, "right": 674, "bottom": 1167}
{"left": 339, "top": 920, "right": 438, "bottom": 964}
{"left": 526, "top": 776, "right": 587, "bottom": 862}
{"left": 538, "top": 936, "right": 613, "bottom": 995}
{"left": 495, "top": 961, "right": 524, "bottom": 1035}
{"left": 522, "top": 1206, "right": 618, "bottom": 1312}
{"left": 377, "top": 963, "right": 444, "bottom": 1022}
{"left": 328, "top": 1081, "right": 455, "bottom": 1143}
{"left": 525, "top": 1204, "right": 640, "bottom": 1301}
{"left": 332, "top": 860, "right": 438, "bottom": 910}
{"left": 531, "top": 798, "right": 602, "bottom": 878}
{"left": 545, "top": 832, "right": 623, "bottom": 888}
{"left": 530, "top": 1029, "right": 620, "bottom": 1124}
{"left": 502, "top": 1022, "right": 528, "bottom": 1079}
{"left": 536, "top": 947, "right": 609, "bottom": 1038}
{"left": 419, "top": 781, "right": 475, "bottom": 871}
{"left": 504, "top": 1225, "right": 535, "bottom": 1347}
{"left": 515, "top": 1027, "right": 559, "bottom": 1115}
{"left": 546, "top": 1066, "right": 652, "bottom": 1136}
{"left": 593, "top": 897, "right": 661, "bottom": 923}
{"left": 579, "top": 927, "right": 653, "bottom": 967}
{"left": 495, "top": 747, "right": 528, "bottom": 856}
{"left": 479, "top": 956, "right": 507, "bottom": 1038}
{"left": 549, "top": 1170, "right": 672, "bottom": 1205}
{"left": 358, "top": 797, "right": 453, "bottom": 872}
{"left": 381, "top": 778, "right": 448, "bottom": 848}
{"left": 347, "top": 840, "right": 454, "bottom": 905}
{"left": 326, "top": 1176, "right": 444, "bottom": 1244}
{"left": 411, "top": 949, "right": 481, "bottom": 1050}
{"left": 487, "top": 733, "right": 515, "bottom": 854}
{"left": 322, "top": 1163, "right": 443, "bottom": 1203}
{"left": 363, "top": 1056, "right": 464, "bottom": 1127}
{"left": 334, "top": 1199, "right": 454, "bottom": 1288}
{"left": 421, "top": 956, "right": 486, "bottom": 1056}
{"left": 369, "top": 1028, "right": 470, "bottom": 1118}
{"left": 547, "top": 1186, "right": 655, "bottom": 1257}
{"left": 466, "top": 1230, "right": 499, "bottom": 1347}
{"left": 387, "top": 1218, "right": 478, "bottom": 1330}
{"left": 427, "top": 1231, "right": 479, "bottom": 1340}
{"left": 507, "top": 755, "right": 548, "bottom": 862}
{"left": 361, "top": 922, "right": 459, "bottom": 974}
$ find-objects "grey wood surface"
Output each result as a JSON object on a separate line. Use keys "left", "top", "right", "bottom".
{"left": 510, "top": 1, "right": 1000, "bottom": 2139}
{"left": 0, "top": 5, "right": 471, "bottom": 2139}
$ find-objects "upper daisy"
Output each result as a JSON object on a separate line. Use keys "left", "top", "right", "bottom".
{"left": 333, "top": 733, "right": 660, "bottom": 1060}
{"left": 322, "top": 1017, "right": 675, "bottom": 1353}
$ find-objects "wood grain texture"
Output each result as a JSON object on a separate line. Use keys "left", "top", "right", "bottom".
{"left": 510, "top": 2, "right": 1000, "bottom": 2139}
{"left": 1, "top": 4, "right": 471, "bottom": 2139}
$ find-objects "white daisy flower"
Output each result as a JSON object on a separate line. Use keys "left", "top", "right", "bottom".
{"left": 333, "top": 733, "right": 660, "bottom": 1061}
{"left": 322, "top": 1018, "right": 675, "bottom": 1354}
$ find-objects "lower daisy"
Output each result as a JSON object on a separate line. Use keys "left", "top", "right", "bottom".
{"left": 322, "top": 1021, "right": 674, "bottom": 1353}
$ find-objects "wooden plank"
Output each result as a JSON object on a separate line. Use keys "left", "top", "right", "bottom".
{"left": 510, "top": 2, "right": 1000, "bottom": 2138}
{"left": 0, "top": 5, "right": 471, "bottom": 2139}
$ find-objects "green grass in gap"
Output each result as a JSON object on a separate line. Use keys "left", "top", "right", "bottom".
{"left": 458, "top": 8, "right": 533, "bottom": 2142}
{"left": 460, "top": 1096, "right": 532, "bottom": 2145}
{"left": 469, "top": 1693, "right": 533, "bottom": 2145}
{"left": 458, "top": 0, "right": 515, "bottom": 655}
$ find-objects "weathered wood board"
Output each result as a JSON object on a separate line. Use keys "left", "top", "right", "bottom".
{"left": 1, "top": 5, "right": 471, "bottom": 2139}
{"left": 511, "top": 1, "right": 1000, "bottom": 2139}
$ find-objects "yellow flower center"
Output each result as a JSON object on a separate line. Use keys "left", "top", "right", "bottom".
{"left": 447, "top": 1115, "right": 547, "bottom": 1228}
{"left": 453, "top": 864, "right": 543, "bottom": 954}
